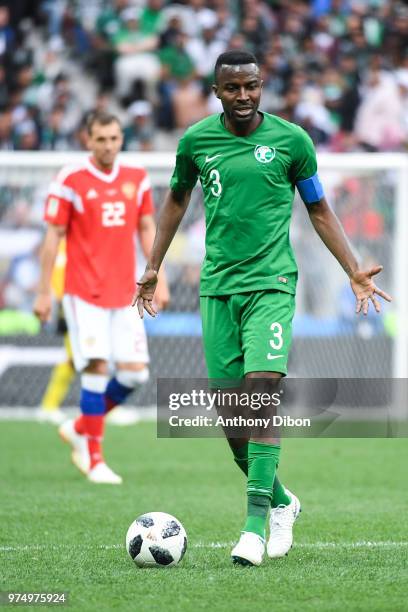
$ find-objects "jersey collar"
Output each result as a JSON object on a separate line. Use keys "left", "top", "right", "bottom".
{"left": 86, "top": 156, "right": 120, "bottom": 183}
{"left": 219, "top": 110, "right": 265, "bottom": 138}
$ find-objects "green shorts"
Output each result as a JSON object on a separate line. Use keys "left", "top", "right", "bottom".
{"left": 200, "top": 290, "right": 295, "bottom": 381}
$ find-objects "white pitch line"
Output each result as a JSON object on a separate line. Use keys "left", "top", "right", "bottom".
{"left": 0, "top": 407, "right": 156, "bottom": 422}
{"left": 196, "top": 541, "right": 408, "bottom": 549}
{"left": 1, "top": 541, "right": 408, "bottom": 553}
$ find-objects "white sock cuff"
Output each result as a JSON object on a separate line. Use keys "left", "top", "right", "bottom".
{"left": 81, "top": 373, "right": 109, "bottom": 393}
{"left": 116, "top": 368, "right": 149, "bottom": 388}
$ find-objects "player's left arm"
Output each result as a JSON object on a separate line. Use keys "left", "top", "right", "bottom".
{"left": 306, "top": 196, "right": 392, "bottom": 315}
{"left": 138, "top": 214, "right": 170, "bottom": 311}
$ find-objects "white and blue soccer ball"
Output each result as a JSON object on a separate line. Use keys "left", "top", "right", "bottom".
{"left": 126, "top": 512, "right": 187, "bottom": 568}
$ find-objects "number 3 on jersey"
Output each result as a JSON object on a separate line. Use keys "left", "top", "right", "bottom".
{"left": 102, "top": 201, "right": 125, "bottom": 227}
{"left": 267, "top": 322, "right": 283, "bottom": 359}
{"left": 210, "top": 169, "right": 222, "bottom": 197}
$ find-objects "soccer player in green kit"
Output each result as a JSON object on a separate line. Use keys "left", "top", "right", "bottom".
{"left": 134, "top": 50, "right": 391, "bottom": 566}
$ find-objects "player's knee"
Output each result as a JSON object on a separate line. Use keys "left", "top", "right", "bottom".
{"left": 84, "top": 359, "right": 108, "bottom": 376}
{"left": 116, "top": 367, "right": 149, "bottom": 389}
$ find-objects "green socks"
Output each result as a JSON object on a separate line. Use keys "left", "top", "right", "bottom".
{"left": 243, "top": 442, "right": 281, "bottom": 538}
{"left": 232, "top": 442, "right": 291, "bottom": 507}
{"left": 233, "top": 443, "right": 248, "bottom": 475}
{"left": 272, "top": 475, "right": 291, "bottom": 508}
{"left": 244, "top": 495, "right": 270, "bottom": 537}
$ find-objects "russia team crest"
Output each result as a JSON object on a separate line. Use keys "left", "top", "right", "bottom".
{"left": 122, "top": 182, "right": 136, "bottom": 199}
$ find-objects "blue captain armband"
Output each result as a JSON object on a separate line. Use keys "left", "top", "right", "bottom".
{"left": 296, "top": 173, "right": 324, "bottom": 204}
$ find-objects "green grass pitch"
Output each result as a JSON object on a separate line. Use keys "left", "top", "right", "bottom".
{"left": 1, "top": 421, "right": 407, "bottom": 612}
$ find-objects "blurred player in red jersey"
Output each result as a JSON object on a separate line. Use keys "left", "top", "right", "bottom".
{"left": 34, "top": 111, "right": 169, "bottom": 484}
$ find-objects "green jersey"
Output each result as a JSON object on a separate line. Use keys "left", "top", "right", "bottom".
{"left": 170, "top": 112, "right": 318, "bottom": 296}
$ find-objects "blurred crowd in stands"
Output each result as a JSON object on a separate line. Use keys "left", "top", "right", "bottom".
{"left": 0, "top": 0, "right": 399, "bottom": 332}
{"left": 0, "top": 0, "right": 408, "bottom": 152}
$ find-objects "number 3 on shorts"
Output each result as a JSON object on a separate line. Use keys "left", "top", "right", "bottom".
{"left": 267, "top": 321, "right": 283, "bottom": 358}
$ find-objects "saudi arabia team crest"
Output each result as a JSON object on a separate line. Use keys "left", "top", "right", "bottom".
{"left": 254, "top": 145, "right": 276, "bottom": 163}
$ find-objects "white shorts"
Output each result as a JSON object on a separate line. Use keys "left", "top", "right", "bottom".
{"left": 63, "top": 294, "right": 149, "bottom": 372}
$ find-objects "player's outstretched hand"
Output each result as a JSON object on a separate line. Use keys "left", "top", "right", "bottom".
{"left": 350, "top": 265, "right": 392, "bottom": 316}
{"left": 33, "top": 292, "right": 52, "bottom": 323}
{"left": 133, "top": 269, "right": 158, "bottom": 318}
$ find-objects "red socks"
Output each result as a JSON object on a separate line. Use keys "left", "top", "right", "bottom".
{"left": 83, "top": 414, "right": 104, "bottom": 469}
{"left": 74, "top": 414, "right": 104, "bottom": 469}
{"left": 74, "top": 415, "right": 85, "bottom": 435}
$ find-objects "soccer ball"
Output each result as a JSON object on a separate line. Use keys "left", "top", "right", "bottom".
{"left": 126, "top": 512, "right": 187, "bottom": 568}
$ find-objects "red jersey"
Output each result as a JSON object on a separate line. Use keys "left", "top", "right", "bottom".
{"left": 44, "top": 157, "right": 154, "bottom": 308}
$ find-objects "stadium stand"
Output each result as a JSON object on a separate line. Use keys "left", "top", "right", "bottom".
{"left": 0, "top": 0, "right": 407, "bottom": 152}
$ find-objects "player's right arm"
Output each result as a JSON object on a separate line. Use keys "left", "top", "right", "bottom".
{"left": 134, "top": 188, "right": 192, "bottom": 318}
{"left": 34, "top": 224, "right": 67, "bottom": 322}
{"left": 34, "top": 166, "right": 74, "bottom": 323}
{"left": 134, "top": 131, "right": 198, "bottom": 318}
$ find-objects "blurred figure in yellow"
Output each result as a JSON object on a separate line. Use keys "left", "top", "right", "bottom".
{"left": 39, "top": 239, "right": 75, "bottom": 424}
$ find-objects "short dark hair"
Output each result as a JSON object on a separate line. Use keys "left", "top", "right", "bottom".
{"left": 214, "top": 50, "right": 259, "bottom": 82}
{"left": 86, "top": 110, "right": 121, "bottom": 135}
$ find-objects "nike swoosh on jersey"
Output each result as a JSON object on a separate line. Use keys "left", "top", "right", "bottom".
{"left": 267, "top": 354, "right": 284, "bottom": 360}
{"left": 205, "top": 154, "right": 221, "bottom": 162}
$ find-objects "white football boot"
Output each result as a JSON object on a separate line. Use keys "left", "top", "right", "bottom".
{"left": 267, "top": 488, "right": 301, "bottom": 558}
{"left": 231, "top": 532, "right": 265, "bottom": 566}
{"left": 106, "top": 407, "right": 140, "bottom": 426}
{"left": 37, "top": 408, "right": 67, "bottom": 425}
{"left": 87, "top": 462, "right": 123, "bottom": 485}
{"left": 58, "top": 419, "right": 90, "bottom": 475}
